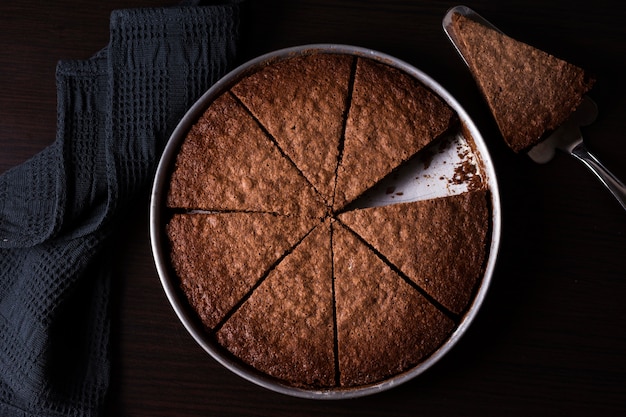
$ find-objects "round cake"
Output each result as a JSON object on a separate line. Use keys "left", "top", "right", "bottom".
{"left": 162, "top": 50, "right": 491, "bottom": 391}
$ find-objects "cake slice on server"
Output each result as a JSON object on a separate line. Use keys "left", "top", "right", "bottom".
{"left": 333, "top": 57, "right": 456, "bottom": 211}
{"left": 166, "top": 92, "right": 326, "bottom": 219}
{"left": 167, "top": 212, "right": 318, "bottom": 330}
{"left": 232, "top": 53, "right": 353, "bottom": 207}
{"left": 338, "top": 190, "right": 489, "bottom": 316}
{"left": 447, "top": 11, "right": 595, "bottom": 153}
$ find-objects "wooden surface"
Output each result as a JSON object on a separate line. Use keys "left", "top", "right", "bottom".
{"left": 2, "top": 1, "right": 626, "bottom": 415}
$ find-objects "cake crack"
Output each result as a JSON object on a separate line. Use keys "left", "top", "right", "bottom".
{"left": 164, "top": 52, "right": 492, "bottom": 390}
{"left": 335, "top": 218, "right": 460, "bottom": 323}
{"left": 210, "top": 221, "right": 320, "bottom": 334}
{"left": 331, "top": 56, "right": 358, "bottom": 212}
{"left": 229, "top": 91, "right": 328, "bottom": 211}
{"left": 329, "top": 219, "right": 341, "bottom": 387}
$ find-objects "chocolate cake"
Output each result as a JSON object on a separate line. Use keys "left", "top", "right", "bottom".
{"left": 338, "top": 190, "right": 489, "bottom": 315}
{"left": 167, "top": 212, "right": 317, "bottom": 329}
{"left": 332, "top": 221, "right": 455, "bottom": 386}
{"left": 334, "top": 58, "right": 456, "bottom": 210}
{"left": 449, "top": 12, "right": 595, "bottom": 152}
{"left": 232, "top": 54, "right": 353, "bottom": 206}
{"left": 166, "top": 92, "right": 326, "bottom": 219}
{"left": 216, "top": 220, "right": 335, "bottom": 388}
{"left": 164, "top": 51, "right": 492, "bottom": 390}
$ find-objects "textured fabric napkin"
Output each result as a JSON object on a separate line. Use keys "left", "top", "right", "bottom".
{"left": 0, "top": 2, "right": 241, "bottom": 416}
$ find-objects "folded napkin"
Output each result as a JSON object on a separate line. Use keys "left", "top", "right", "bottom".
{"left": 0, "top": 2, "right": 241, "bottom": 415}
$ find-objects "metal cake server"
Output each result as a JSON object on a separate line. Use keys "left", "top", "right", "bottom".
{"left": 443, "top": 5, "right": 626, "bottom": 211}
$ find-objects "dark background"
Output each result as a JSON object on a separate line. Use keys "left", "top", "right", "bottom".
{"left": 1, "top": 1, "right": 625, "bottom": 415}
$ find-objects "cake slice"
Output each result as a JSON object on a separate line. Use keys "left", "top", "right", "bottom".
{"left": 333, "top": 57, "right": 456, "bottom": 211}
{"left": 216, "top": 220, "right": 335, "bottom": 388}
{"left": 232, "top": 54, "right": 353, "bottom": 206}
{"left": 167, "top": 92, "right": 326, "bottom": 219}
{"left": 332, "top": 221, "right": 455, "bottom": 387}
{"left": 338, "top": 190, "right": 489, "bottom": 315}
{"left": 449, "top": 12, "right": 595, "bottom": 152}
{"left": 167, "top": 212, "right": 317, "bottom": 330}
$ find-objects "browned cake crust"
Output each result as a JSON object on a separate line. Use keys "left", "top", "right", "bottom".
{"left": 338, "top": 190, "right": 489, "bottom": 315}
{"left": 216, "top": 220, "right": 335, "bottom": 388}
{"left": 332, "top": 221, "right": 455, "bottom": 387}
{"left": 166, "top": 52, "right": 492, "bottom": 390}
{"left": 450, "top": 13, "right": 595, "bottom": 153}
{"left": 334, "top": 58, "right": 455, "bottom": 211}
{"left": 232, "top": 54, "right": 353, "bottom": 206}
{"left": 167, "top": 212, "right": 317, "bottom": 329}
{"left": 166, "top": 92, "right": 326, "bottom": 218}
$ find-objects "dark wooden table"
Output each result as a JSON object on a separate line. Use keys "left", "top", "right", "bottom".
{"left": 2, "top": 1, "right": 626, "bottom": 415}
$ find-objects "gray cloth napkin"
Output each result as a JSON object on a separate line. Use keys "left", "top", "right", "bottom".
{"left": 0, "top": 3, "right": 240, "bottom": 416}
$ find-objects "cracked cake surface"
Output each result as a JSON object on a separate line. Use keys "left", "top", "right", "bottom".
{"left": 166, "top": 92, "right": 326, "bottom": 218}
{"left": 232, "top": 54, "right": 353, "bottom": 206}
{"left": 216, "top": 220, "right": 335, "bottom": 388}
{"left": 167, "top": 212, "right": 317, "bottom": 329}
{"left": 333, "top": 57, "right": 456, "bottom": 211}
{"left": 165, "top": 52, "right": 490, "bottom": 390}
{"left": 449, "top": 12, "right": 594, "bottom": 152}
{"left": 332, "top": 221, "right": 455, "bottom": 387}
{"left": 338, "top": 190, "right": 489, "bottom": 315}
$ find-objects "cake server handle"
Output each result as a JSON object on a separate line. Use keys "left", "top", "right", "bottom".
{"left": 569, "top": 142, "right": 626, "bottom": 210}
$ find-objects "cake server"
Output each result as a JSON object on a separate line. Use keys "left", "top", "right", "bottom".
{"left": 443, "top": 5, "right": 626, "bottom": 211}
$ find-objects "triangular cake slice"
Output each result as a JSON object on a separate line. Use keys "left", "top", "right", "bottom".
{"left": 449, "top": 12, "right": 595, "bottom": 152}
{"left": 216, "top": 220, "right": 335, "bottom": 388}
{"left": 338, "top": 190, "right": 489, "bottom": 315}
{"left": 167, "top": 212, "right": 317, "bottom": 330}
{"left": 232, "top": 54, "right": 353, "bottom": 206}
{"left": 167, "top": 92, "right": 326, "bottom": 218}
{"left": 332, "top": 221, "right": 455, "bottom": 387}
{"left": 333, "top": 57, "right": 456, "bottom": 211}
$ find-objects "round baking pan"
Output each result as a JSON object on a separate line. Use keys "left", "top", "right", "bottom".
{"left": 150, "top": 44, "right": 502, "bottom": 399}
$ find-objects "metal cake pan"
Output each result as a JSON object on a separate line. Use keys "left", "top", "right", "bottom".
{"left": 150, "top": 44, "right": 502, "bottom": 399}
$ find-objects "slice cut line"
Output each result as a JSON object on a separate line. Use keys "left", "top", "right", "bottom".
{"left": 332, "top": 221, "right": 455, "bottom": 387}
{"left": 232, "top": 53, "right": 354, "bottom": 206}
{"left": 167, "top": 212, "right": 318, "bottom": 330}
{"left": 166, "top": 92, "right": 326, "bottom": 219}
{"left": 338, "top": 189, "right": 489, "bottom": 315}
{"left": 216, "top": 220, "right": 335, "bottom": 388}
{"left": 163, "top": 51, "right": 493, "bottom": 391}
{"left": 333, "top": 57, "right": 456, "bottom": 211}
